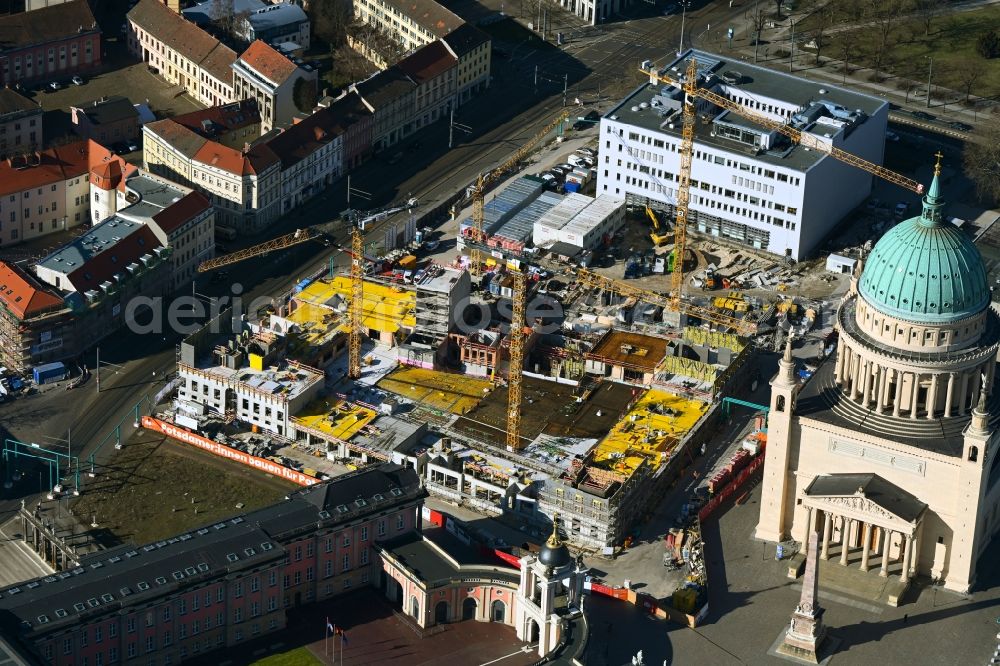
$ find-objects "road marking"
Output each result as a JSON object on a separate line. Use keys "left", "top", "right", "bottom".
{"left": 478, "top": 647, "right": 538, "bottom": 665}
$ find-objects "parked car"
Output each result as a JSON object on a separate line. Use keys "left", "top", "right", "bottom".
{"left": 949, "top": 121, "right": 972, "bottom": 132}
{"left": 71, "top": 75, "right": 84, "bottom": 86}
{"left": 126, "top": 139, "right": 140, "bottom": 153}
{"left": 576, "top": 147, "right": 596, "bottom": 158}
{"left": 549, "top": 165, "right": 570, "bottom": 176}
{"left": 113, "top": 142, "right": 129, "bottom": 155}
{"left": 557, "top": 162, "right": 576, "bottom": 172}
{"left": 885, "top": 130, "right": 900, "bottom": 142}
{"left": 911, "top": 110, "right": 935, "bottom": 121}
{"left": 47, "top": 81, "right": 62, "bottom": 91}
{"left": 424, "top": 239, "right": 440, "bottom": 251}
{"left": 567, "top": 154, "right": 587, "bottom": 167}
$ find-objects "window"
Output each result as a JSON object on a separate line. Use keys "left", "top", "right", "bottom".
{"left": 127, "top": 617, "right": 136, "bottom": 633}
{"left": 360, "top": 526, "right": 368, "bottom": 541}
{"left": 110, "top": 646, "right": 118, "bottom": 663}
{"left": 268, "top": 570, "right": 277, "bottom": 587}
{"left": 234, "top": 582, "right": 244, "bottom": 598}
{"left": 325, "top": 559, "right": 333, "bottom": 578}
{"left": 109, "top": 624, "right": 117, "bottom": 638}
{"left": 162, "top": 607, "right": 171, "bottom": 622}
{"left": 325, "top": 538, "right": 333, "bottom": 553}
{"left": 377, "top": 520, "right": 386, "bottom": 537}
{"left": 397, "top": 515, "right": 405, "bottom": 530}
{"left": 145, "top": 635, "right": 155, "bottom": 653}
{"left": 178, "top": 599, "right": 186, "bottom": 615}
{"left": 342, "top": 554, "right": 350, "bottom": 572}
{"left": 342, "top": 534, "right": 350, "bottom": 547}
{"left": 64, "top": 638, "right": 73, "bottom": 655}
{"left": 294, "top": 546, "right": 302, "bottom": 562}
{"left": 127, "top": 643, "right": 136, "bottom": 659}
{"left": 234, "top": 608, "right": 243, "bottom": 623}
{"left": 251, "top": 576, "right": 260, "bottom": 593}
{"left": 95, "top": 626, "right": 103, "bottom": 643}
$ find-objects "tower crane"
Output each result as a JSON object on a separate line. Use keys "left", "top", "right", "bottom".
{"left": 468, "top": 111, "right": 570, "bottom": 275}
{"left": 197, "top": 228, "right": 321, "bottom": 273}
{"left": 348, "top": 225, "right": 364, "bottom": 380}
{"left": 638, "top": 56, "right": 923, "bottom": 312}
{"left": 506, "top": 269, "right": 527, "bottom": 451}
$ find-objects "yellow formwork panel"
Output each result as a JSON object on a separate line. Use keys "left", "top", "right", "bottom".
{"left": 591, "top": 389, "right": 708, "bottom": 477}
{"left": 292, "top": 399, "right": 378, "bottom": 441}
{"left": 292, "top": 277, "right": 416, "bottom": 335}
{"left": 378, "top": 366, "right": 492, "bottom": 415}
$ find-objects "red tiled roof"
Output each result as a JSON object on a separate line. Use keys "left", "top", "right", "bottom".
{"left": 0, "top": 140, "right": 91, "bottom": 198}
{"left": 0, "top": 260, "right": 64, "bottom": 320}
{"left": 66, "top": 226, "right": 163, "bottom": 294}
{"left": 396, "top": 40, "right": 457, "bottom": 85}
{"left": 170, "top": 99, "right": 260, "bottom": 135}
{"left": 237, "top": 41, "right": 298, "bottom": 86}
{"left": 152, "top": 191, "right": 212, "bottom": 235}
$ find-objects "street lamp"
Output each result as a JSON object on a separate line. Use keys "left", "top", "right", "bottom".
{"left": 925, "top": 55, "right": 933, "bottom": 109}
{"left": 677, "top": 1, "right": 691, "bottom": 56}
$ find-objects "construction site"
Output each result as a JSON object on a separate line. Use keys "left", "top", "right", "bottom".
{"left": 140, "top": 48, "right": 932, "bottom": 556}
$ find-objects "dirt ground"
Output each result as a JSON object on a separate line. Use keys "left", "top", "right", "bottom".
{"left": 454, "top": 377, "right": 636, "bottom": 446}
{"left": 69, "top": 429, "right": 294, "bottom": 546}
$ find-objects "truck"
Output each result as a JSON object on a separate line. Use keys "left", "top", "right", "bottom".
{"left": 33, "top": 361, "right": 68, "bottom": 385}
{"left": 215, "top": 225, "right": 238, "bottom": 241}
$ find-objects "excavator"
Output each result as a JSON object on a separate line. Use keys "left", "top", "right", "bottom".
{"left": 646, "top": 205, "right": 670, "bottom": 247}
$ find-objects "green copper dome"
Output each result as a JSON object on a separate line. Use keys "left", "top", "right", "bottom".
{"left": 858, "top": 163, "right": 989, "bottom": 324}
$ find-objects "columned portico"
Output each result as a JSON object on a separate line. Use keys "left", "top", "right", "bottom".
{"left": 802, "top": 474, "right": 926, "bottom": 587}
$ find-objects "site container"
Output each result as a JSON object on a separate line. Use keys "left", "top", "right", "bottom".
{"left": 33, "top": 362, "right": 68, "bottom": 385}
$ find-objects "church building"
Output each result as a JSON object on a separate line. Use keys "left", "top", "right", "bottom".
{"left": 755, "top": 157, "right": 1000, "bottom": 594}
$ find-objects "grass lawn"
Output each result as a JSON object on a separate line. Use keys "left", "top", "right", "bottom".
{"left": 252, "top": 647, "right": 323, "bottom": 666}
{"left": 813, "top": 5, "right": 1000, "bottom": 99}
{"left": 69, "top": 430, "right": 294, "bottom": 545}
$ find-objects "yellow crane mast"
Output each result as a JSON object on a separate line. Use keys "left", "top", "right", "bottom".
{"left": 348, "top": 225, "right": 364, "bottom": 380}
{"left": 672, "top": 57, "right": 698, "bottom": 310}
{"left": 506, "top": 270, "right": 527, "bottom": 451}
{"left": 197, "top": 228, "right": 317, "bottom": 273}
{"left": 469, "top": 111, "right": 570, "bottom": 275}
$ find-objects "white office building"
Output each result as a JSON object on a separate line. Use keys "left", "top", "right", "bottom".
{"left": 597, "top": 49, "right": 889, "bottom": 260}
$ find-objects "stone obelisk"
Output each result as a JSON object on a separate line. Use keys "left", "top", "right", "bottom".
{"left": 777, "top": 525, "right": 827, "bottom": 663}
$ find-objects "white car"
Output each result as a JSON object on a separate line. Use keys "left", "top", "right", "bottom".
{"left": 567, "top": 154, "right": 587, "bottom": 167}
{"left": 576, "top": 148, "right": 596, "bottom": 158}
{"left": 48, "top": 81, "right": 61, "bottom": 91}
{"left": 71, "top": 76, "right": 84, "bottom": 86}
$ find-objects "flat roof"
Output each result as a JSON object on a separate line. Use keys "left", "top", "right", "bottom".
{"left": 195, "top": 362, "right": 322, "bottom": 401}
{"left": 590, "top": 388, "right": 707, "bottom": 478}
{"left": 290, "top": 276, "right": 416, "bottom": 335}
{"left": 292, "top": 398, "right": 378, "bottom": 441}
{"left": 378, "top": 366, "right": 491, "bottom": 415}
{"left": 609, "top": 49, "right": 887, "bottom": 172}
{"left": 380, "top": 528, "right": 514, "bottom": 585}
{"left": 117, "top": 172, "right": 191, "bottom": 223}
{"left": 587, "top": 330, "right": 671, "bottom": 372}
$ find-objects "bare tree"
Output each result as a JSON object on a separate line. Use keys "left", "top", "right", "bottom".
{"left": 310, "top": 0, "right": 353, "bottom": 47}
{"left": 773, "top": 0, "right": 783, "bottom": 20}
{"left": 866, "top": 0, "right": 902, "bottom": 81}
{"left": 913, "top": 0, "right": 944, "bottom": 37}
{"left": 952, "top": 58, "right": 988, "bottom": 104}
{"left": 809, "top": 4, "right": 835, "bottom": 64}
{"left": 748, "top": 2, "right": 768, "bottom": 62}
{"left": 964, "top": 117, "right": 1000, "bottom": 203}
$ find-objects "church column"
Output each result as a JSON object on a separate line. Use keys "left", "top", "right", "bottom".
{"left": 959, "top": 371, "right": 970, "bottom": 416}
{"left": 892, "top": 371, "right": 903, "bottom": 418}
{"left": 875, "top": 366, "right": 889, "bottom": 414}
{"left": 840, "top": 518, "right": 852, "bottom": 565}
{"left": 910, "top": 372, "right": 921, "bottom": 419}
{"left": 859, "top": 522, "right": 872, "bottom": 571}
{"left": 901, "top": 534, "right": 913, "bottom": 584}
{"left": 849, "top": 354, "right": 861, "bottom": 400}
{"left": 860, "top": 360, "right": 873, "bottom": 406}
{"left": 880, "top": 530, "right": 892, "bottom": 577}
{"left": 821, "top": 511, "right": 833, "bottom": 560}
{"left": 944, "top": 372, "right": 956, "bottom": 418}
{"left": 927, "top": 373, "right": 939, "bottom": 419}
{"left": 835, "top": 346, "right": 847, "bottom": 384}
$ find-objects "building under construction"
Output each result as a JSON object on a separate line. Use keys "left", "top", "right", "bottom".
{"left": 536, "top": 388, "right": 710, "bottom": 551}
{"left": 175, "top": 307, "right": 325, "bottom": 438}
